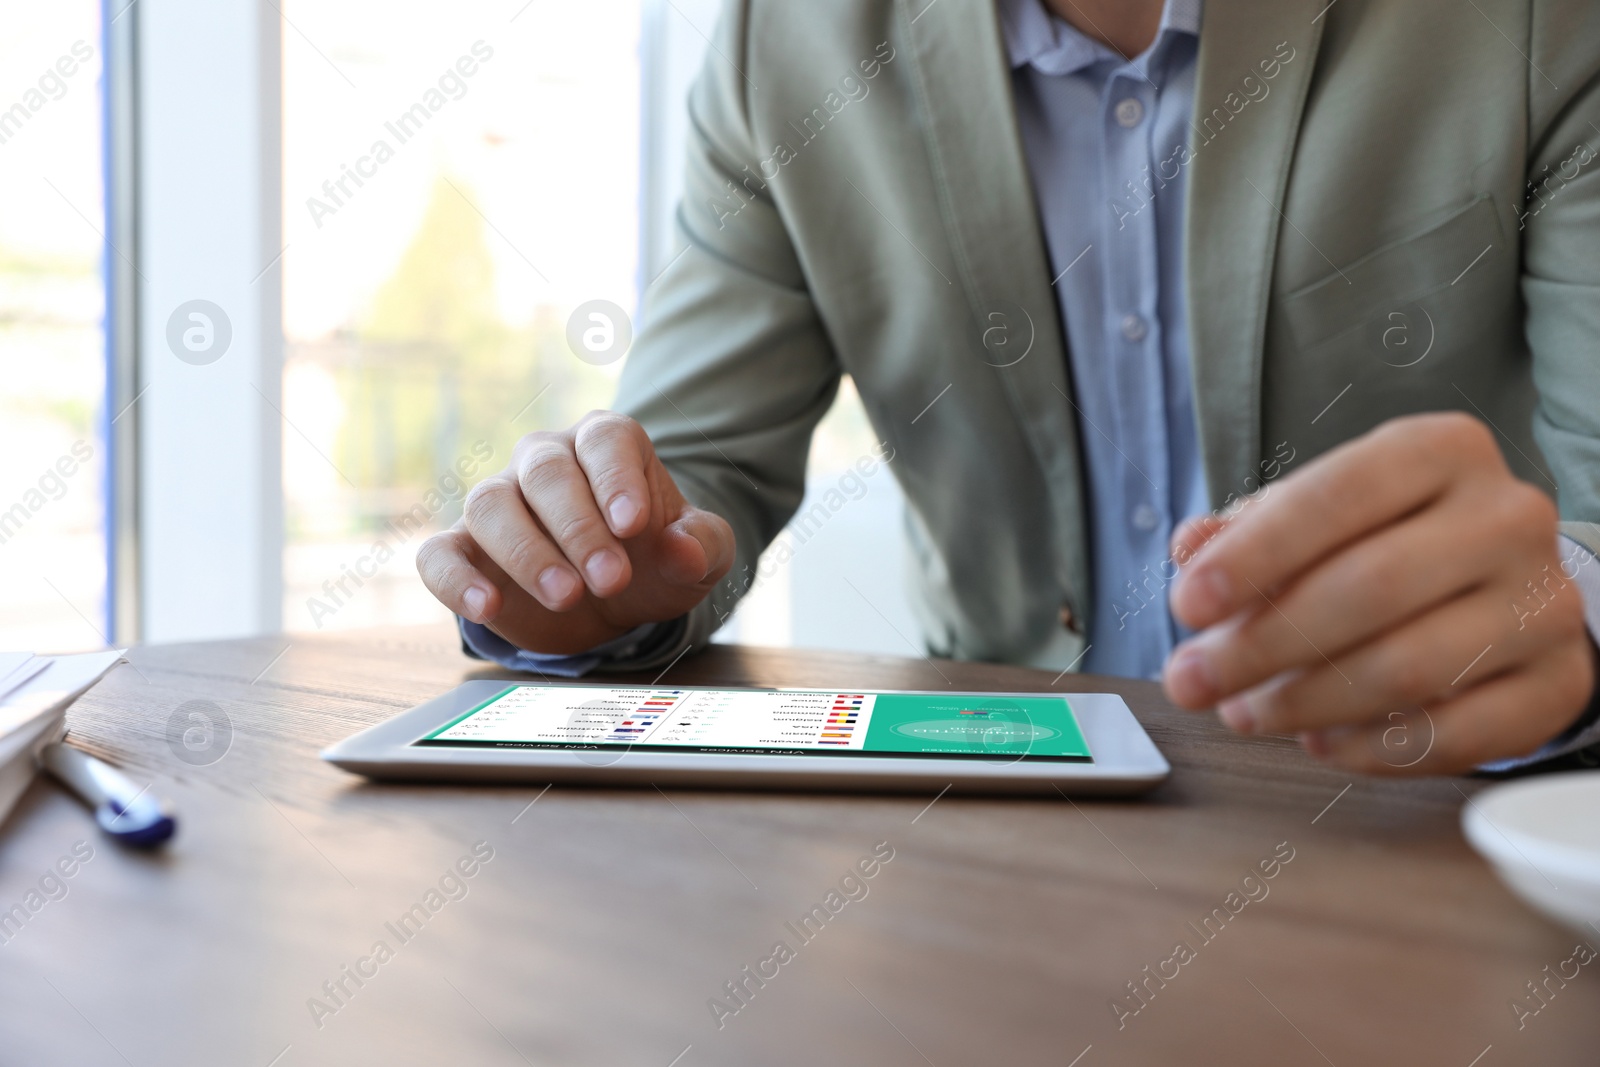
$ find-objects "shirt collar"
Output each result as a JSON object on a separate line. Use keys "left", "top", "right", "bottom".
{"left": 998, "top": 0, "right": 1201, "bottom": 76}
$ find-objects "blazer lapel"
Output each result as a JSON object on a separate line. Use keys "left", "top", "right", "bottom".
{"left": 1185, "top": 0, "right": 1327, "bottom": 505}
{"left": 899, "top": 0, "right": 1091, "bottom": 621}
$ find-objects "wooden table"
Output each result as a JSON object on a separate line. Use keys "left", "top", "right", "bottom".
{"left": 1, "top": 625, "right": 1593, "bottom": 1066}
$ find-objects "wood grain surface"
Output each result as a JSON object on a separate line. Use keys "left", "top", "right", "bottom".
{"left": 0, "top": 625, "right": 1593, "bottom": 1066}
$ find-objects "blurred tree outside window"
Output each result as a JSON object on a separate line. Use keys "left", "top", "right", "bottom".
{"left": 281, "top": 1, "right": 638, "bottom": 633}
{"left": 281, "top": 0, "right": 912, "bottom": 652}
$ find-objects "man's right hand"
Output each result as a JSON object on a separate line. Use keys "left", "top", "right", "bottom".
{"left": 417, "top": 411, "right": 736, "bottom": 655}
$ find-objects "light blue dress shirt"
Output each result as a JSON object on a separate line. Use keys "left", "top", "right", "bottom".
{"left": 1001, "top": 0, "right": 1207, "bottom": 681}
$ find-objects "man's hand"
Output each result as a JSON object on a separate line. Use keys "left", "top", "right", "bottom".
{"left": 1162, "top": 412, "right": 1595, "bottom": 775}
{"left": 417, "top": 411, "right": 735, "bottom": 655}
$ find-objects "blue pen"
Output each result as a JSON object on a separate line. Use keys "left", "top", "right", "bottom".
{"left": 40, "top": 742, "right": 177, "bottom": 847}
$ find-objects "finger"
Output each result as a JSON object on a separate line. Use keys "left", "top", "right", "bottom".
{"left": 1302, "top": 642, "right": 1596, "bottom": 775}
{"left": 1214, "top": 588, "right": 1526, "bottom": 735}
{"left": 572, "top": 412, "right": 655, "bottom": 538}
{"left": 515, "top": 436, "right": 632, "bottom": 597}
{"left": 416, "top": 528, "right": 502, "bottom": 623}
{"left": 1164, "top": 497, "right": 1522, "bottom": 707}
{"left": 1168, "top": 511, "right": 1230, "bottom": 563}
{"left": 657, "top": 506, "right": 737, "bottom": 587}
{"left": 461, "top": 475, "right": 586, "bottom": 610}
{"left": 1170, "top": 412, "right": 1503, "bottom": 629}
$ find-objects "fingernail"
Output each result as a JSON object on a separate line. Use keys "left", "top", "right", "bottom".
{"left": 1168, "top": 646, "right": 1220, "bottom": 704}
{"left": 585, "top": 550, "right": 624, "bottom": 589}
{"left": 462, "top": 585, "right": 488, "bottom": 622}
{"left": 1217, "top": 696, "right": 1256, "bottom": 734}
{"left": 537, "top": 566, "right": 579, "bottom": 603}
{"left": 608, "top": 495, "right": 640, "bottom": 532}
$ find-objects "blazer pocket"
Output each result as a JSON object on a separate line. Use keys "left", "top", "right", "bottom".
{"left": 1281, "top": 194, "right": 1504, "bottom": 352}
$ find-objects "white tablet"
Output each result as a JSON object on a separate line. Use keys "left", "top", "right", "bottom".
{"left": 323, "top": 681, "right": 1169, "bottom": 795}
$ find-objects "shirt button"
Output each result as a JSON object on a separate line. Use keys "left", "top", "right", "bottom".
{"left": 1121, "top": 313, "right": 1148, "bottom": 341}
{"left": 1132, "top": 503, "right": 1160, "bottom": 531}
{"left": 1114, "top": 97, "right": 1144, "bottom": 127}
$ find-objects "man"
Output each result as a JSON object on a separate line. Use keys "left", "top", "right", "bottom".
{"left": 416, "top": 0, "right": 1600, "bottom": 775}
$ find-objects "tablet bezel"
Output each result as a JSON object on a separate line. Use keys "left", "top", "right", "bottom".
{"left": 320, "top": 680, "right": 1171, "bottom": 795}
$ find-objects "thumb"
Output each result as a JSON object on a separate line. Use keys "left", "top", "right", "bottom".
{"left": 657, "top": 506, "right": 736, "bottom": 587}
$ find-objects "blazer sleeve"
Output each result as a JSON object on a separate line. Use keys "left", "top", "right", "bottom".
{"left": 610, "top": 0, "right": 843, "bottom": 659}
{"left": 1524, "top": 0, "right": 1600, "bottom": 524}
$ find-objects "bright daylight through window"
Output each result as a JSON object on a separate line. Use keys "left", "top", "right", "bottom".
{"left": 279, "top": 0, "right": 909, "bottom": 653}
{"left": 0, "top": 4, "right": 107, "bottom": 652}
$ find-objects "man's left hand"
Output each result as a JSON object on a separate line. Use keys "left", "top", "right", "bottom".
{"left": 1162, "top": 412, "right": 1595, "bottom": 775}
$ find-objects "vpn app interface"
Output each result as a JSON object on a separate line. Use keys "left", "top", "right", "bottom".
{"left": 420, "top": 686, "right": 1092, "bottom": 762}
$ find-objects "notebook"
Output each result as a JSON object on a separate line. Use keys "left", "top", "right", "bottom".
{"left": 0, "top": 651, "right": 126, "bottom": 829}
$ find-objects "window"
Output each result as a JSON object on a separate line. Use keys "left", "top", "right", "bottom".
{"left": 281, "top": 0, "right": 643, "bottom": 632}
{"left": 278, "top": 0, "right": 912, "bottom": 653}
{"left": 0, "top": 5, "right": 108, "bottom": 652}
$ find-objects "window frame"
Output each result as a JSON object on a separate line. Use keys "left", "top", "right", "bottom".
{"left": 111, "top": 0, "right": 283, "bottom": 643}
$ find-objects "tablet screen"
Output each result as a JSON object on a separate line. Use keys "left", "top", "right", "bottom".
{"left": 415, "top": 685, "right": 1091, "bottom": 762}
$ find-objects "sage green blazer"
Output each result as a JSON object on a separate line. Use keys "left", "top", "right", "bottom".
{"left": 613, "top": 0, "right": 1600, "bottom": 671}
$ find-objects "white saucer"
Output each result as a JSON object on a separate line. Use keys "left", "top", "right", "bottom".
{"left": 1461, "top": 771, "right": 1600, "bottom": 936}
